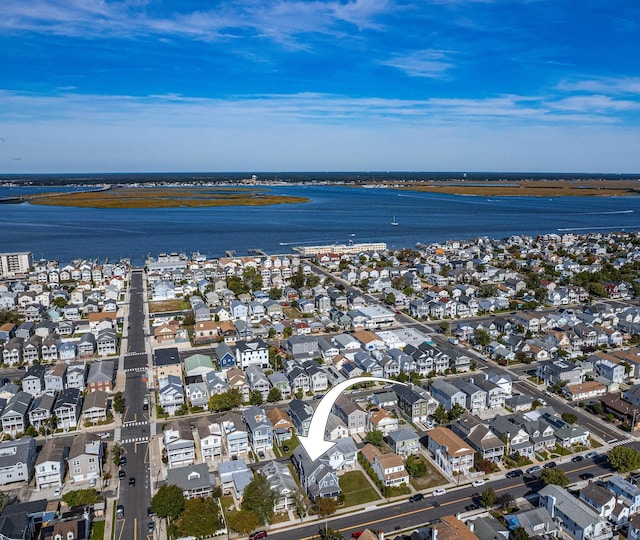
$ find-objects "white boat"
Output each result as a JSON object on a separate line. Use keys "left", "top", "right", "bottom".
{"left": 391, "top": 216, "right": 398, "bottom": 226}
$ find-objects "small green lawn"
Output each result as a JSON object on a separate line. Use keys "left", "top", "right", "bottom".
{"left": 339, "top": 471, "right": 379, "bottom": 507}
{"left": 281, "top": 434, "right": 300, "bottom": 458}
{"left": 90, "top": 520, "right": 105, "bottom": 540}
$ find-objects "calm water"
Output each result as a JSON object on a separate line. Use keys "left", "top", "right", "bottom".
{"left": 1, "top": 185, "right": 639, "bottom": 264}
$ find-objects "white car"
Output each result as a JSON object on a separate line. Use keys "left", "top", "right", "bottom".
{"left": 472, "top": 479, "right": 486, "bottom": 488}
{"left": 53, "top": 487, "right": 62, "bottom": 497}
{"left": 98, "top": 432, "right": 110, "bottom": 439}
{"left": 432, "top": 488, "right": 446, "bottom": 497}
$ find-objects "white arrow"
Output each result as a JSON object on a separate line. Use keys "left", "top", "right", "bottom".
{"left": 297, "top": 376, "right": 406, "bottom": 461}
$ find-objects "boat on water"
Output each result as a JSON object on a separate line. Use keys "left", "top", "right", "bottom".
{"left": 391, "top": 216, "right": 398, "bottom": 226}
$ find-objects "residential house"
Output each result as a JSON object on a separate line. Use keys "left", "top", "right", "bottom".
{"left": 333, "top": 395, "right": 367, "bottom": 435}
{"left": 387, "top": 428, "right": 420, "bottom": 457}
{"left": 242, "top": 406, "right": 273, "bottom": 455}
{"left": 538, "top": 484, "right": 612, "bottom": 540}
{"left": 194, "top": 419, "right": 223, "bottom": 462}
{"left": 218, "top": 459, "right": 253, "bottom": 499}
{"left": 256, "top": 460, "right": 299, "bottom": 512}
{"left": 163, "top": 426, "right": 196, "bottom": 469}
{"left": 226, "top": 368, "right": 250, "bottom": 403}
{"left": 54, "top": 388, "right": 83, "bottom": 430}
{"left": 288, "top": 399, "right": 314, "bottom": 437}
{"left": 34, "top": 438, "right": 68, "bottom": 490}
{"left": 360, "top": 444, "right": 409, "bottom": 488}
{"left": 245, "top": 365, "right": 271, "bottom": 401}
{"left": 184, "top": 353, "right": 216, "bottom": 378}
{"left": 166, "top": 463, "right": 213, "bottom": 500}
{"left": 367, "top": 407, "right": 398, "bottom": 437}
{"left": 215, "top": 342, "right": 235, "bottom": 370}
{"left": 28, "top": 393, "right": 55, "bottom": 430}
{"left": 158, "top": 375, "right": 185, "bottom": 415}
{"left": 291, "top": 446, "right": 341, "bottom": 499}
{"left": 22, "top": 364, "right": 47, "bottom": 397}
{"left": 81, "top": 390, "right": 109, "bottom": 424}
{"left": 186, "top": 381, "right": 208, "bottom": 408}
{"left": 430, "top": 378, "right": 468, "bottom": 412}
{"left": 220, "top": 413, "right": 250, "bottom": 457}
{"left": 451, "top": 413, "right": 505, "bottom": 463}
{"left": 1, "top": 391, "right": 33, "bottom": 436}
{"left": 268, "top": 372, "right": 291, "bottom": 400}
{"left": 66, "top": 362, "right": 87, "bottom": 391}
{"left": 266, "top": 408, "right": 294, "bottom": 445}
{"left": 235, "top": 338, "right": 269, "bottom": 370}
{"left": 394, "top": 384, "right": 432, "bottom": 423}
{"left": 0, "top": 436, "right": 36, "bottom": 486}
{"left": 427, "top": 426, "right": 474, "bottom": 477}
{"left": 67, "top": 433, "right": 103, "bottom": 482}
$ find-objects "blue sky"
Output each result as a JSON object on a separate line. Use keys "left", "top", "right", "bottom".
{"left": 1, "top": 0, "right": 639, "bottom": 174}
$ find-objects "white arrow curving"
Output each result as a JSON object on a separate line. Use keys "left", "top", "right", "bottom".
{"left": 297, "top": 376, "right": 406, "bottom": 461}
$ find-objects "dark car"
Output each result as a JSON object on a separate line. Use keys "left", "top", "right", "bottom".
{"left": 147, "top": 522, "right": 154, "bottom": 533}
{"left": 580, "top": 473, "right": 595, "bottom": 480}
{"left": 544, "top": 461, "right": 557, "bottom": 469}
{"left": 571, "top": 455, "right": 584, "bottom": 462}
{"left": 249, "top": 531, "right": 268, "bottom": 540}
{"left": 282, "top": 445, "right": 289, "bottom": 453}
{"left": 129, "top": 477, "right": 135, "bottom": 487}
{"left": 118, "top": 470, "right": 125, "bottom": 479}
{"left": 119, "top": 456, "right": 127, "bottom": 466}
{"left": 506, "top": 469, "right": 524, "bottom": 478}
{"left": 409, "top": 493, "right": 424, "bottom": 503}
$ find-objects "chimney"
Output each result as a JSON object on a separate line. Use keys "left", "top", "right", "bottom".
{"left": 468, "top": 520, "right": 475, "bottom": 533}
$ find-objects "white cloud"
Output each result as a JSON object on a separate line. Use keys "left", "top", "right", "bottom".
{"left": 558, "top": 77, "right": 640, "bottom": 96}
{"left": 381, "top": 49, "right": 454, "bottom": 78}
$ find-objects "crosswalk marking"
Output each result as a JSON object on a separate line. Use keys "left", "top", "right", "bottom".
{"left": 610, "top": 439, "right": 632, "bottom": 447}
{"left": 124, "top": 367, "right": 148, "bottom": 373}
{"left": 123, "top": 421, "right": 149, "bottom": 427}
{"left": 121, "top": 437, "right": 150, "bottom": 444}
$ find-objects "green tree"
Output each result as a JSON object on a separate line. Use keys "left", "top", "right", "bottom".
{"left": 365, "top": 430, "right": 384, "bottom": 447}
{"left": 112, "top": 443, "right": 122, "bottom": 466}
{"left": 479, "top": 488, "right": 496, "bottom": 508}
{"left": 561, "top": 412, "right": 578, "bottom": 424}
{"left": 439, "top": 321, "right": 450, "bottom": 334}
{"left": 151, "top": 484, "right": 185, "bottom": 520}
{"left": 539, "top": 468, "right": 570, "bottom": 487}
{"left": 433, "top": 404, "right": 449, "bottom": 425}
{"left": 209, "top": 388, "right": 243, "bottom": 411}
{"left": 449, "top": 403, "right": 465, "bottom": 420}
{"left": 609, "top": 446, "right": 640, "bottom": 472}
{"left": 315, "top": 497, "right": 338, "bottom": 518}
{"left": 113, "top": 391, "right": 125, "bottom": 414}
{"left": 291, "top": 268, "right": 305, "bottom": 290}
{"left": 249, "top": 390, "right": 264, "bottom": 406}
{"left": 0, "top": 493, "right": 10, "bottom": 514}
{"left": 226, "top": 509, "right": 260, "bottom": 535}
{"left": 405, "top": 455, "right": 427, "bottom": 478}
{"left": 496, "top": 492, "right": 515, "bottom": 510}
{"left": 269, "top": 288, "right": 283, "bottom": 300}
{"left": 62, "top": 489, "right": 102, "bottom": 507}
{"left": 241, "top": 474, "right": 277, "bottom": 525}
{"left": 318, "top": 527, "right": 344, "bottom": 540}
{"left": 267, "top": 387, "right": 282, "bottom": 402}
{"left": 385, "top": 292, "right": 396, "bottom": 306}
{"left": 473, "top": 328, "right": 490, "bottom": 348}
{"left": 52, "top": 296, "right": 68, "bottom": 309}
{"left": 176, "top": 497, "right": 222, "bottom": 538}
{"left": 243, "top": 267, "right": 263, "bottom": 292}
{"left": 512, "top": 526, "right": 530, "bottom": 540}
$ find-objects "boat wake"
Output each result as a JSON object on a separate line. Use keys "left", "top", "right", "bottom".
{"left": 557, "top": 226, "right": 633, "bottom": 232}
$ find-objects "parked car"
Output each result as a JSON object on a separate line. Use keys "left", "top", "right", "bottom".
{"left": 580, "top": 473, "right": 595, "bottom": 480}
{"left": 506, "top": 469, "right": 523, "bottom": 478}
{"left": 98, "top": 432, "right": 110, "bottom": 439}
{"left": 472, "top": 479, "right": 486, "bottom": 488}
{"left": 88, "top": 478, "right": 96, "bottom": 488}
{"left": 432, "top": 488, "right": 446, "bottom": 496}
{"left": 148, "top": 522, "right": 154, "bottom": 533}
{"left": 571, "top": 455, "right": 584, "bottom": 462}
{"left": 119, "top": 470, "right": 125, "bottom": 480}
{"left": 409, "top": 493, "right": 424, "bottom": 503}
{"left": 119, "top": 456, "right": 127, "bottom": 466}
{"left": 585, "top": 452, "right": 598, "bottom": 459}
{"left": 116, "top": 505, "right": 124, "bottom": 518}
{"left": 53, "top": 487, "right": 62, "bottom": 497}
{"left": 249, "top": 531, "right": 268, "bottom": 540}
{"left": 282, "top": 445, "right": 290, "bottom": 453}
{"left": 526, "top": 465, "right": 542, "bottom": 474}
{"left": 544, "top": 461, "right": 557, "bottom": 469}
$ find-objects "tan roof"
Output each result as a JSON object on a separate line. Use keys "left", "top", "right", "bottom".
{"left": 428, "top": 427, "right": 474, "bottom": 457}
{"left": 226, "top": 367, "right": 247, "bottom": 386}
{"left": 195, "top": 320, "right": 218, "bottom": 331}
{"left": 352, "top": 330, "right": 382, "bottom": 345}
{"left": 360, "top": 443, "right": 383, "bottom": 465}
{"left": 377, "top": 452, "right": 405, "bottom": 470}
{"left": 88, "top": 311, "right": 117, "bottom": 323}
{"left": 353, "top": 530, "right": 378, "bottom": 540}
{"left": 566, "top": 381, "right": 607, "bottom": 393}
{"left": 266, "top": 407, "right": 293, "bottom": 429}
{"left": 369, "top": 407, "right": 392, "bottom": 427}
{"left": 433, "top": 515, "right": 479, "bottom": 540}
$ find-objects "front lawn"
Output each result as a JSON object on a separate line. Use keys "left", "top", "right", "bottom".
{"left": 90, "top": 520, "right": 104, "bottom": 540}
{"left": 409, "top": 457, "right": 449, "bottom": 490}
{"left": 339, "top": 471, "right": 380, "bottom": 507}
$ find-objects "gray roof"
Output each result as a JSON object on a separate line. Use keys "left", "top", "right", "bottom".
{"left": 0, "top": 437, "right": 35, "bottom": 470}
{"left": 35, "top": 437, "right": 68, "bottom": 466}
{"left": 2, "top": 391, "right": 33, "bottom": 418}
{"left": 87, "top": 360, "right": 114, "bottom": 383}
{"left": 166, "top": 463, "right": 213, "bottom": 491}
{"left": 539, "top": 484, "right": 600, "bottom": 529}
{"left": 388, "top": 428, "right": 419, "bottom": 444}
